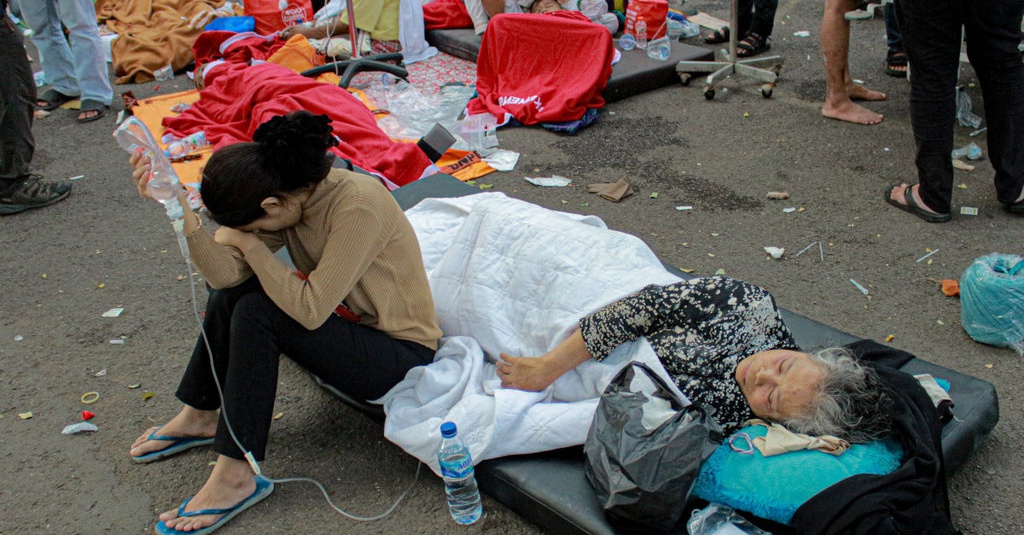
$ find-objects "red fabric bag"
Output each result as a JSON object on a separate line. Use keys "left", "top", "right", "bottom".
{"left": 624, "top": 0, "right": 668, "bottom": 40}
{"left": 466, "top": 11, "right": 614, "bottom": 126}
{"left": 246, "top": 0, "right": 314, "bottom": 35}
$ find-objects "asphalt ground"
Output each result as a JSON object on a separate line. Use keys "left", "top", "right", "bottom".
{"left": 1, "top": 2, "right": 1022, "bottom": 533}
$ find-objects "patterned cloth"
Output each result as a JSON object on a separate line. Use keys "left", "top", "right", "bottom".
{"left": 579, "top": 276, "right": 799, "bottom": 433}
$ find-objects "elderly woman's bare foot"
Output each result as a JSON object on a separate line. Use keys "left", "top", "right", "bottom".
{"left": 821, "top": 99, "right": 884, "bottom": 125}
{"left": 158, "top": 457, "right": 265, "bottom": 533}
{"left": 848, "top": 84, "right": 887, "bottom": 101}
{"left": 129, "top": 406, "right": 218, "bottom": 458}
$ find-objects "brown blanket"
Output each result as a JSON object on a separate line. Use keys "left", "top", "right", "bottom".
{"left": 96, "top": 0, "right": 228, "bottom": 84}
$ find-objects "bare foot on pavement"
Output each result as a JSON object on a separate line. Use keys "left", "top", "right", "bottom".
{"left": 822, "top": 99, "right": 884, "bottom": 125}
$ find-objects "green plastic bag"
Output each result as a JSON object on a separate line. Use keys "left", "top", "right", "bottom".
{"left": 960, "top": 253, "right": 1024, "bottom": 354}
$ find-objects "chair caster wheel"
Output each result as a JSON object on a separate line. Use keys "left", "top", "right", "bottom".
{"left": 703, "top": 87, "right": 715, "bottom": 100}
{"left": 761, "top": 84, "right": 774, "bottom": 98}
{"left": 679, "top": 73, "right": 692, "bottom": 86}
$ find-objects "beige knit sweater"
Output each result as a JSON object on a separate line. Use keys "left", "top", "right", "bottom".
{"left": 186, "top": 168, "right": 441, "bottom": 350}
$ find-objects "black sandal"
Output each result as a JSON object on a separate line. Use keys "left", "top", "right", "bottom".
{"left": 703, "top": 26, "right": 730, "bottom": 44}
{"left": 736, "top": 32, "right": 770, "bottom": 58}
{"left": 885, "top": 50, "right": 908, "bottom": 78}
{"left": 36, "top": 89, "right": 76, "bottom": 111}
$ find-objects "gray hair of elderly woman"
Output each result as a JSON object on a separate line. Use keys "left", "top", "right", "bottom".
{"left": 781, "top": 347, "right": 892, "bottom": 443}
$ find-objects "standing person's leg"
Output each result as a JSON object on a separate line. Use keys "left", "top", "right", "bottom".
{"left": 20, "top": 0, "right": 81, "bottom": 107}
{"left": 57, "top": 0, "right": 112, "bottom": 122}
{"left": 0, "top": 13, "right": 35, "bottom": 187}
{"left": 888, "top": 0, "right": 960, "bottom": 216}
{"left": 821, "top": 0, "right": 886, "bottom": 124}
{"left": 736, "top": 0, "right": 776, "bottom": 56}
{"left": 750, "top": 0, "right": 778, "bottom": 37}
{"left": 0, "top": 10, "right": 71, "bottom": 215}
{"left": 737, "top": 0, "right": 755, "bottom": 37}
{"left": 883, "top": 1, "right": 908, "bottom": 77}
{"left": 962, "top": 0, "right": 1024, "bottom": 210}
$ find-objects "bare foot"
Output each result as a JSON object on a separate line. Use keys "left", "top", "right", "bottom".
{"left": 888, "top": 183, "right": 942, "bottom": 215}
{"left": 821, "top": 99, "right": 884, "bottom": 125}
{"left": 848, "top": 84, "right": 887, "bottom": 101}
{"left": 158, "top": 457, "right": 259, "bottom": 533}
{"left": 129, "top": 407, "right": 218, "bottom": 458}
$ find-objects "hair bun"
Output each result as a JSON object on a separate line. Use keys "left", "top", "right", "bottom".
{"left": 252, "top": 112, "right": 339, "bottom": 179}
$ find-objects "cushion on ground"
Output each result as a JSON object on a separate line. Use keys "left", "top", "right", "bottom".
{"left": 331, "top": 173, "right": 998, "bottom": 535}
{"left": 424, "top": 28, "right": 713, "bottom": 102}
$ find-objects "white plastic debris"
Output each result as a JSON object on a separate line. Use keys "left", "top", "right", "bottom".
{"left": 763, "top": 246, "right": 785, "bottom": 259}
{"left": 793, "top": 30, "right": 810, "bottom": 37}
{"left": 524, "top": 176, "right": 572, "bottom": 187}
{"left": 62, "top": 422, "right": 99, "bottom": 435}
{"left": 482, "top": 149, "right": 520, "bottom": 172}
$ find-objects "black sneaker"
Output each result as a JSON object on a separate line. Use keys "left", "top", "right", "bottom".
{"left": 0, "top": 175, "right": 72, "bottom": 215}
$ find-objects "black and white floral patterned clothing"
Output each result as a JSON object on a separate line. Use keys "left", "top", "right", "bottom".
{"left": 579, "top": 276, "right": 799, "bottom": 433}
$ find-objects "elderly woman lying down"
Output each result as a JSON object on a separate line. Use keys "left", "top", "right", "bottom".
{"left": 498, "top": 276, "right": 891, "bottom": 442}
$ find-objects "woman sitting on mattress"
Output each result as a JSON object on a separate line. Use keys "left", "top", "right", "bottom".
{"left": 498, "top": 276, "right": 890, "bottom": 442}
{"left": 126, "top": 111, "right": 441, "bottom": 535}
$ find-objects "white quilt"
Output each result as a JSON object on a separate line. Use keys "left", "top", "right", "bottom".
{"left": 379, "top": 193, "right": 683, "bottom": 475}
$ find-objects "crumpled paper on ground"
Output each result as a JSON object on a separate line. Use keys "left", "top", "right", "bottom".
{"left": 588, "top": 177, "right": 634, "bottom": 202}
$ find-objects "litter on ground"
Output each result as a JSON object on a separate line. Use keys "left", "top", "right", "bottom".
{"left": 916, "top": 249, "right": 940, "bottom": 263}
{"left": 850, "top": 279, "right": 871, "bottom": 297}
{"left": 524, "top": 176, "right": 571, "bottom": 187}
{"left": 794, "top": 241, "right": 817, "bottom": 257}
{"left": 62, "top": 422, "right": 99, "bottom": 435}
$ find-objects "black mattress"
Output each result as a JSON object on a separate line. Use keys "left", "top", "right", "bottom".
{"left": 424, "top": 28, "right": 713, "bottom": 102}
{"left": 326, "top": 173, "right": 999, "bottom": 535}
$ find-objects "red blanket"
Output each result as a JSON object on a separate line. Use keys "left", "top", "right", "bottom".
{"left": 422, "top": 0, "right": 473, "bottom": 30}
{"left": 162, "top": 62, "right": 431, "bottom": 188}
{"left": 466, "top": 12, "right": 613, "bottom": 125}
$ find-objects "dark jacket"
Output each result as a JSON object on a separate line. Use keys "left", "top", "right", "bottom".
{"left": 788, "top": 339, "right": 960, "bottom": 535}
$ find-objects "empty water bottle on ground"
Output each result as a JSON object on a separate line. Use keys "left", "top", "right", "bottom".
{"left": 164, "top": 131, "right": 210, "bottom": 159}
{"left": 437, "top": 422, "right": 483, "bottom": 525}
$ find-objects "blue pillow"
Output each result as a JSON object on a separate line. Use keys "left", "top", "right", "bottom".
{"left": 691, "top": 425, "right": 903, "bottom": 525}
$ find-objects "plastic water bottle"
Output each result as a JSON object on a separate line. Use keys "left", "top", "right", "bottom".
{"left": 113, "top": 117, "right": 189, "bottom": 259}
{"left": 437, "top": 422, "right": 483, "bottom": 525}
{"left": 164, "top": 131, "right": 210, "bottom": 159}
{"left": 636, "top": 17, "right": 648, "bottom": 50}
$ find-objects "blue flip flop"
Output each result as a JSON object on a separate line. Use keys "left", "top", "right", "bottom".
{"left": 132, "top": 429, "right": 215, "bottom": 464}
{"left": 156, "top": 475, "right": 274, "bottom": 535}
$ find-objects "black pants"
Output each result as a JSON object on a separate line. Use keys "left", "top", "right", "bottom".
{"left": 0, "top": 12, "right": 36, "bottom": 186}
{"left": 737, "top": 0, "right": 779, "bottom": 38}
{"left": 176, "top": 277, "right": 435, "bottom": 461}
{"left": 898, "top": 0, "right": 1024, "bottom": 214}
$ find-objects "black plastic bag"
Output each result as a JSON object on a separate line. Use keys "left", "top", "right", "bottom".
{"left": 584, "top": 362, "right": 723, "bottom": 533}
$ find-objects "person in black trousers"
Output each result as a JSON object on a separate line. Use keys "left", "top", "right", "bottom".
{"left": 885, "top": 0, "right": 1024, "bottom": 221}
{"left": 0, "top": 0, "right": 71, "bottom": 215}
{"left": 703, "top": 0, "right": 778, "bottom": 57}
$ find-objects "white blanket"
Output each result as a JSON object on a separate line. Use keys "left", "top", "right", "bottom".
{"left": 379, "top": 193, "right": 682, "bottom": 475}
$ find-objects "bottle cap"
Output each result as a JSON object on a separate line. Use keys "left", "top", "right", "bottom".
{"left": 440, "top": 421, "right": 457, "bottom": 438}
